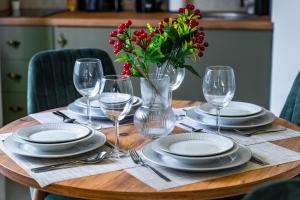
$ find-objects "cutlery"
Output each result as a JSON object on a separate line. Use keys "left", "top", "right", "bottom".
{"left": 234, "top": 127, "right": 287, "bottom": 136}
{"left": 52, "top": 111, "right": 77, "bottom": 123}
{"left": 179, "top": 123, "right": 203, "bottom": 132}
{"left": 129, "top": 149, "right": 171, "bottom": 182}
{"left": 31, "top": 151, "right": 108, "bottom": 173}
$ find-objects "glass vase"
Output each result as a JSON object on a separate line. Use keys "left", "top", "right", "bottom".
{"left": 134, "top": 75, "right": 176, "bottom": 138}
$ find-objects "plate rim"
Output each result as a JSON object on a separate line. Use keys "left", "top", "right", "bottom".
{"left": 156, "top": 133, "right": 234, "bottom": 157}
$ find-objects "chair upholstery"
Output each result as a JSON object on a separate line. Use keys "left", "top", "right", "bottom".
{"left": 242, "top": 178, "right": 300, "bottom": 200}
{"left": 27, "top": 48, "right": 116, "bottom": 114}
{"left": 280, "top": 71, "right": 300, "bottom": 126}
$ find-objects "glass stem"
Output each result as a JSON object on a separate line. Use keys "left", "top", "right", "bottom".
{"left": 87, "top": 96, "right": 91, "bottom": 125}
{"left": 114, "top": 120, "right": 120, "bottom": 156}
{"left": 216, "top": 108, "right": 221, "bottom": 134}
{"left": 169, "top": 89, "right": 173, "bottom": 107}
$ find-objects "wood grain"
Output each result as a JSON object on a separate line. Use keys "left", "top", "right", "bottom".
{"left": 0, "top": 11, "right": 273, "bottom": 30}
{"left": 0, "top": 100, "right": 299, "bottom": 200}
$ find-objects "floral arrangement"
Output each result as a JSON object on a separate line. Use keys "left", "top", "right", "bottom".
{"left": 108, "top": 3, "right": 208, "bottom": 79}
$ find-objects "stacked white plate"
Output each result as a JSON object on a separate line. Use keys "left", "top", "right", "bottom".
{"left": 186, "top": 101, "right": 276, "bottom": 130}
{"left": 3, "top": 123, "right": 106, "bottom": 158}
{"left": 141, "top": 133, "right": 251, "bottom": 171}
{"left": 67, "top": 94, "right": 142, "bottom": 120}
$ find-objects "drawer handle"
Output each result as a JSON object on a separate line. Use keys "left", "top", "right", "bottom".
{"left": 9, "top": 106, "right": 24, "bottom": 113}
{"left": 57, "top": 34, "right": 67, "bottom": 48}
{"left": 7, "top": 73, "right": 22, "bottom": 81}
{"left": 6, "top": 40, "right": 21, "bottom": 49}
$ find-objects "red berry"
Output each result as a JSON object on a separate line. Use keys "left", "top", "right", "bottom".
{"left": 146, "top": 38, "right": 151, "bottom": 43}
{"left": 164, "top": 18, "right": 169, "bottom": 23}
{"left": 204, "top": 42, "right": 209, "bottom": 47}
{"left": 200, "top": 32, "right": 205, "bottom": 36}
{"left": 127, "top": 20, "right": 132, "bottom": 26}
{"left": 118, "top": 28, "right": 124, "bottom": 34}
{"left": 179, "top": 8, "right": 185, "bottom": 13}
{"left": 186, "top": 4, "right": 191, "bottom": 9}
{"left": 109, "top": 39, "right": 115, "bottom": 45}
{"left": 136, "top": 40, "right": 141, "bottom": 45}
{"left": 142, "top": 32, "right": 147, "bottom": 38}
{"left": 194, "top": 9, "right": 201, "bottom": 16}
{"left": 118, "top": 23, "right": 125, "bottom": 29}
{"left": 194, "top": 43, "right": 200, "bottom": 49}
{"left": 125, "top": 69, "right": 132, "bottom": 76}
{"left": 132, "top": 36, "right": 137, "bottom": 42}
{"left": 125, "top": 23, "right": 130, "bottom": 28}
{"left": 184, "top": 19, "right": 190, "bottom": 24}
{"left": 110, "top": 31, "right": 118, "bottom": 37}
{"left": 124, "top": 62, "right": 131, "bottom": 69}
{"left": 142, "top": 44, "right": 147, "bottom": 49}
{"left": 200, "top": 46, "right": 205, "bottom": 51}
{"left": 198, "top": 51, "right": 204, "bottom": 57}
{"left": 150, "top": 32, "right": 155, "bottom": 37}
{"left": 113, "top": 49, "right": 119, "bottom": 54}
{"left": 190, "top": 4, "right": 195, "bottom": 10}
{"left": 140, "top": 30, "right": 145, "bottom": 34}
{"left": 134, "top": 30, "right": 140, "bottom": 36}
{"left": 138, "top": 35, "right": 144, "bottom": 40}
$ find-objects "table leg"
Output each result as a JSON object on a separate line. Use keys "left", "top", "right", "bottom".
{"left": 32, "top": 189, "right": 46, "bottom": 200}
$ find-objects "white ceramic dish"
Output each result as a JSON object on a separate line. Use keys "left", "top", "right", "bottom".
{"left": 187, "top": 109, "right": 276, "bottom": 130}
{"left": 12, "top": 129, "right": 94, "bottom": 152}
{"left": 197, "top": 102, "right": 262, "bottom": 117}
{"left": 193, "top": 107, "right": 268, "bottom": 125}
{"left": 3, "top": 131, "right": 106, "bottom": 158}
{"left": 15, "top": 123, "right": 91, "bottom": 144}
{"left": 151, "top": 140, "right": 240, "bottom": 164}
{"left": 156, "top": 133, "right": 234, "bottom": 157}
{"left": 141, "top": 142, "right": 251, "bottom": 172}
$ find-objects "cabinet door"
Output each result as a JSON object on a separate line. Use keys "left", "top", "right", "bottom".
{"left": 0, "top": 26, "right": 53, "bottom": 60}
{"left": 2, "top": 92, "right": 27, "bottom": 124}
{"left": 1, "top": 60, "right": 28, "bottom": 92}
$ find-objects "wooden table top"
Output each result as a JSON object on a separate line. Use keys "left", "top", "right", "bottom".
{"left": 0, "top": 11, "right": 273, "bottom": 30}
{"left": 0, "top": 100, "right": 299, "bottom": 200}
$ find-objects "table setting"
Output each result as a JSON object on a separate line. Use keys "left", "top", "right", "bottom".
{"left": 0, "top": 4, "right": 300, "bottom": 199}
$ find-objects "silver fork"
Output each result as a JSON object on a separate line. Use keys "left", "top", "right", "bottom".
{"left": 31, "top": 151, "right": 108, "bottom": 173}
{"left": 129, "top": 150, "right": 171, "bottom": 182}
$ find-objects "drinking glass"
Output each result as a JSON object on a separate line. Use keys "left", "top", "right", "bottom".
{"left": 202, "top": 66, "right": 235, "bottom": 134}
{"left": 73, "top": 58, "right": 103, "bottom": 128}
{"left": 99, "top": 75, "right": 134, "bottom": 158}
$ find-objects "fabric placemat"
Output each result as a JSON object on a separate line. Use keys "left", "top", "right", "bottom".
{"left": 174, "top": 107, "right": 300, "bottom": 146}
{"left": 0, "top": 133, "right": 136, "bottom": 187}
{"left": 125, "top": 142, "right": 300, "bottom": 190}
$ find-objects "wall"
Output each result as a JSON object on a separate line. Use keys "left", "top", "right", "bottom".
{"left": 270, "top": 0, "right": 300, "bottom": 115}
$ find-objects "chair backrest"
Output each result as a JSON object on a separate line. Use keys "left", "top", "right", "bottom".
{"left": 280, "top": 71, "right": 300, "bottom": 126}
{"left": 243, "top": 178, "right": 300, "bottom": 200}
{"left": 27, "top": 48, "right": 116, "bottom": 114}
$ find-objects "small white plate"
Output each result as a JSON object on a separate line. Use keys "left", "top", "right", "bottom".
{"left": 141, "top": 142, "right": 251, "bottom": 172}
{"left": 197, "top": 102, "right": 262, "bottom": 117}
{"left": 15, "top": 123, "right": 91, "bottom": 144}
{"left": 187, "top": 109, "right": 276, "bottom": 130}
{"left": 151, "top": 140, "right": 239, "bottom": 164}
{"left": 3, "top": 131, "right": 106, "bottom": 158}
{"left": 156, "top": 133, "right": 234, "bottom": 157}
{"left": 12, "top": 129, "right": 94, "bottom": 152}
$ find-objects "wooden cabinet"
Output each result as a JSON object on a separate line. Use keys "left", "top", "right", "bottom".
{"left": 0, "top": 26, "right": 53, "bottom": 124}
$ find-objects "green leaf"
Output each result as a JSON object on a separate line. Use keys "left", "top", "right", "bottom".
{"left": 114, "top": 57, "right": 127, "bottom": 63}
{"left": 183, "top": 65, "right": 201, "bottom": 78}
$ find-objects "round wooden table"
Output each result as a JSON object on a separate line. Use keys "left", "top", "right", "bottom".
{"left": 1, "top": 100, "right": 300, "bottom": 200}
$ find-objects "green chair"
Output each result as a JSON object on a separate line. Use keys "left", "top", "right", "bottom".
{"left": 242, "top": 178, "right": 300, "bottom": 200}
{"left": 280, "top": 72, "right": 300, "bottom": 126}
{"left": 27, "top": 48, "right": 116, "bottom": 114}
{"left": 27, "top": 48, "right": 116, "bottom": 200}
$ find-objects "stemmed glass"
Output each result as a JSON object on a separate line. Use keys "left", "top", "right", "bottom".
{"left": 73, "top": 58, "right": 103, "bottom": 128}
{"left": 202, "top": 66, "right": 235, "bottom": 134}
{"left": 99, "top": 75, "right": 133, "bottom": 158}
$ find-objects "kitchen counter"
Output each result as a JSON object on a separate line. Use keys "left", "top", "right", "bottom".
{"left": 0, "top": 11, "right": 272, "bottom": 30}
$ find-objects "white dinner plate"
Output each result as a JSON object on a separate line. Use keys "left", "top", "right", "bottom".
{"left": 15, "top": 123, "right": 91, "bottom": 144}
{"left": 156, "top": 133, "right": 234, "bottom": 157}
{"left": 12, "top": 129, "right": 94, "bottom": 152}
{"left": 141, "top": 142, "right": 252, "bottom": 172}
{"left": 187, "top": 108, "right": 276, "bottom": 130}
{"left": 193, "top": 107, "right": 268, "bottom": 125}
{"left": 151, "top": 140, "right": 239, "bottom": 164}
{"left": 197, "top": 102, "right": 262, "bottom": 117}
{"left": 3, "top": 131, "right": 106, "bottom": 158}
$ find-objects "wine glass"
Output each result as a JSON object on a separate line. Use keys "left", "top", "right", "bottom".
{"left": 202, "top": 66, "right": 235, "bottom": 134}
{"left": 73, "top": 58, "right": 103, "bottom": 128}
{"left": 99, "top": 75, "right": 133, "bottom": 158}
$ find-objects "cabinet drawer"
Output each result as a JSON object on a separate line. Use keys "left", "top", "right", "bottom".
{"left": 0, "top": 26, "right": 53, "bottom": 59}
{"left": 1, "top": 60, "right": 28, "bottom": 92}
{"left": 2, "top": 92, "right": 27, "bottom": 124}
